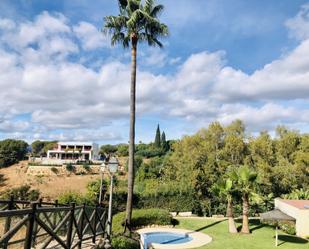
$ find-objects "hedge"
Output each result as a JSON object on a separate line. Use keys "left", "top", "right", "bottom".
{"left": 112, "top": 236, "right": 139, "bottom": 249}
{"left": 112, "top": 208, "right": 173, "bottom": 235}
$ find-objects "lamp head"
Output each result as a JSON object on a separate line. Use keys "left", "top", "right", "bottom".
{"left": 108, "top": 157, "right": 119, "bottom": 174}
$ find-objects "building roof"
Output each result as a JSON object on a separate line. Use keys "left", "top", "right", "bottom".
{"left": 58, "top": 142, "right": 95, "bottom": 146}
{"left": 280, "top": 199, "right": 309, "bottom": 210}
{"left": 260, "top": 209, "right": 295, "bottom": 221}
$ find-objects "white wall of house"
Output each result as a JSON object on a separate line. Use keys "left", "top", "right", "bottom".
{"left": 47, "top": 142, "right": 99, "bottom": 161}
{"left": 275, "top": 199, "right": 309, "bottom": 237}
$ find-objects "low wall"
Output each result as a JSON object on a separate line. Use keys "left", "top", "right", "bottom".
{"left": 27, "top": 165, "right": 101, "bottom": 175}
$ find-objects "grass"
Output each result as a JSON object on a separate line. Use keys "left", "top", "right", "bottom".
{"left": 176, "top": 218, "right": 308, "bottom": 249}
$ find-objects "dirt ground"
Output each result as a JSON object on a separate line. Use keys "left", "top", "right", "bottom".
{"left": 0, "top": 161, "right": 102, "bottom": 200}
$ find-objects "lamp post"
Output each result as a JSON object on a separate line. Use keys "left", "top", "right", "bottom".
{"left": 104, "top": 157, "right": 118, "bottom": 249}
{"left": 99, "top": 161, "right": 106, "bottom": 205}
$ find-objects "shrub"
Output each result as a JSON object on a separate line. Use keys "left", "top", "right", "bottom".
{"left": 65, "top": 163, "right": 75, "bottom": 172}
{"left": 82, "top": 164, "right": 91, "bottom": 172}
{"left": 112, "top": 236, "right": 139, "bottom": 249}
{"left": 50, "top": 167, "right": 59, "bottom": 174}
{"left": 112, "top": 208, "right": 173, "bottom": 235}
{"left": 279, "top": 221, "right": 296, "bottom": 235}
{"left": 1, "top": 184, "right": 40, "bottom": 201}
{"left": 58, "top": 191, "right": 84, "bottom": 205}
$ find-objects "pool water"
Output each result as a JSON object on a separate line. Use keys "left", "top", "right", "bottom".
{"left": 143, "top": 232, "right": 193, "bottom": 246}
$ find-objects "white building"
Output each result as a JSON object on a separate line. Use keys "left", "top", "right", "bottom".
{"left": 47, "top": 142, "right": 99, "bottom": 161}
{"left": 275, "top": 198, "right": 309, "bottom": 238}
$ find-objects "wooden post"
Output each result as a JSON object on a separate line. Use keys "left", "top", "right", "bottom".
{"left": 25, "top": 203, "right": 37, "bottom": 249}
{"left": 92, "top": 205, "right": 98, "bottom": 244}
{"left": 66, "top": 203, "right": 75, "bottom": 248}
{"left": 32, "top": 198, "right": 42, "bottom": 247}
{"left": 3, "top": 195, "right": 14, "bottom": 249}
{"left": 53, "top": 200, "right": 58, "bottom": 228}
{"left": 78, "top": 203, "right": 86, "bottom": 249}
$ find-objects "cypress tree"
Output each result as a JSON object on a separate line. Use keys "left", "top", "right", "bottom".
{"left": 154, "top": 124, "right": 161, "bottom": 148}
{"left": 161, "top": 131, "right": 168, "bottom": 151}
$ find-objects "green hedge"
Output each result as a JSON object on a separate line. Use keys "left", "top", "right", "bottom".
{"left": 112, "top": 236, "right": 139, "bottom": 249}
{"left": 112, "top": 208, "right": 173, "bottom": 235}
{"left": 138, "top": 194, "right": 195, "bottom": 212}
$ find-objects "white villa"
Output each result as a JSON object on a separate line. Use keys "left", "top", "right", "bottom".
{"left": 47, "top": 142, "right": 99, "bottom": 161}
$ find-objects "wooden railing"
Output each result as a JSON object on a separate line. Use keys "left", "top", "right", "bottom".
{"left": 0, "top": 197, "right": 107, "bottom": 249}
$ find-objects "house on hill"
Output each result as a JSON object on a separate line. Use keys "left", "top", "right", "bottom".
{"left": 47, "top": 142, "right": 99, "bottom": 161}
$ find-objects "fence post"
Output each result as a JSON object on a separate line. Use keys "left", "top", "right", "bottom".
{"left": 24, "top": 202, "right": 37, "bottom": 249}
{"left": 53, "top": 199, "right": 58, "bottom": 227}
{"left": 3, "top": 195, "right": 14, "bottom": 249}
{"left": 78, "top": 203, "right": 86, "bottom": 249}
{"left": 66, "top": 202, "right": 75, "bottom": 248}
{"left": 31, "top": 198, "right": 42, "bottom": 247}
{"left": 92, "top": 205, "right": 97, "bottom": 244}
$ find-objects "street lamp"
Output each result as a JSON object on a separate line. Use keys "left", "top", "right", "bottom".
{"left": 104, "top": 157, "right": 118, "bottom": 249}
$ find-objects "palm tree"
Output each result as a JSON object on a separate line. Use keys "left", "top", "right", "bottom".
{"left": 103, "top": 0, "right": 168, "bottom": 230}
{"left": 231, "top": 165, "right": 258, "bottom": 234}
{"left": 212, "top": 178, "right": 238, "bottom": 233}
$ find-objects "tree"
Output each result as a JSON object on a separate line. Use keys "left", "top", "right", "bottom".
{"left": 161, "top": 131, "right": 168, "bottom": 151}
{"left": 103, "top": 0, "right": 168, "bottom": 229}
{"left": 154, "top": 124, "right": 161, "bottom": 148}
{"left": 100, "top": 144, "right": 117, "bottom": 156}
{"left": 212, "top": 178, "right": 238, "bottom": 233}
{"left": 231, "top": 165, "right": 258, "bottom": 234}
{"left": 0, "top": 139, "right": 28, "bottom": 167}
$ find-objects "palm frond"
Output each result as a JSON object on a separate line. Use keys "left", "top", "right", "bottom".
{"left": 150, "top": 4, "right": 164, "bottom": 17}
{"left": 144, "top": 0, "right": 154, "bottom": 13}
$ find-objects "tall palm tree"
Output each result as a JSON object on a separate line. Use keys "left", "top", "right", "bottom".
{"left": 231, "top": 165, "right": 258, "bottom": 234}
{"left": 212, "top": 178, "right": 238, "bottom": 233}
{"left": 103, "top": 0, "right": 168, "bottom": 230}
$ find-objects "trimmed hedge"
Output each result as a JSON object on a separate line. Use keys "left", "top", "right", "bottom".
{"left": 112, "top": 236, "right": 139, "bottom": 249}
{"left": 112, "top": 208, "right": 173, "bottom": 235}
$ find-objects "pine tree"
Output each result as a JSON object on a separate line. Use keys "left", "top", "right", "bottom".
{"left": 161, "top": 131, "right": 168, "bottom": 151}
{"left": 154, "top": 124, "right": 161, "bottom": 148}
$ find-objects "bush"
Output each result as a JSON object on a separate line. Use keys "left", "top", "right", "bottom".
{"left": 279, "top": 221, "right": 296, "bottom": 235}
{"left": 112, "top": 208, "right": 173, "bottom": 235}
{"left": 50, "top": 167, "right": 59, "bottom": 174}
{"left": 58, "top": 191, "right": 84, "bottom": 205}
{"left": 1, "top": 185, "right": 40, "bottom": 201}
{"left": 82, "top": 164, "right": 91, "bottom": 172}
{"left": 65, "top": 163, "right": 75, "bottom": 172}
{"left": 112, "top": 236, "right": 139, "bottom": 249}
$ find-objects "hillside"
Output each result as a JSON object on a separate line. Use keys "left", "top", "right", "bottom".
{"left": 0, "top": 161, "right": 102, "bottom": 200}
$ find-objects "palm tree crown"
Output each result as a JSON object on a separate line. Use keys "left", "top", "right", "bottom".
{"left": 103, "top": 0, "right": 169, "bottom": 48}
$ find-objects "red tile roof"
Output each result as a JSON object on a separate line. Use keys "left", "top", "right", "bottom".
{"left": 281, "top": 200, "right": 309, "bottom": 210}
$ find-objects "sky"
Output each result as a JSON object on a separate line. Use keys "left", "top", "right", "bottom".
{"left": 0, "top": 0, "right": 308, "bottom": 144}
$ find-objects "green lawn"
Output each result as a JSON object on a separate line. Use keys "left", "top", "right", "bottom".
{"left": 176, "top": 218, "right": 308, "bottom": 249}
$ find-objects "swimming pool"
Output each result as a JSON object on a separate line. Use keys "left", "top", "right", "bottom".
{"left": 138, "top": 227, "right": 212, "bottom": 249}
{"left": 142, "top": 232, "right": 193, "bottom": 246}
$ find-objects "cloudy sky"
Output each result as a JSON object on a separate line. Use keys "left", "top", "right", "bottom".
{"left": 0, "top": 0, "right": 308, "bottom": 144}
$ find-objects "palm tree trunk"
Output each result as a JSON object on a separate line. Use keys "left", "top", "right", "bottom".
{"left": 241, "top": 193, "right": 250, "bottom": 234}
{"left": 125, "top": 38, "right": 137, "bottom": 231}
{"left": 226, "top": 197, "right": 237, "bottom": 233}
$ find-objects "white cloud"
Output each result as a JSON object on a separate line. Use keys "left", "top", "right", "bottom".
{"left": 73, "top": 21, "right": 109, "bottom": 50}
{"left": 286, "top": 3, "right": 309, "bottom": 40}
{"left": 0, "top": 18, "right": 15, "bottom": 30}
{"left": 0, "top": 9, "right": 308, "bottom": 142}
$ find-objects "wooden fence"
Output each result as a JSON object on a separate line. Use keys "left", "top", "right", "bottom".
{"left": 0, "top": 197, "right": 107, "bottom": 249}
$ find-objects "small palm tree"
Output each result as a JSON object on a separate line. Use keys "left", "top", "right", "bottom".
{"left": 231, "top": 165, "right": 258, "bottom": 234}
{"left": 212, "top": 178, "right": 238, "bottom": 233}
{"left": 103, "top": 0, "right": 168, "bottom": 230}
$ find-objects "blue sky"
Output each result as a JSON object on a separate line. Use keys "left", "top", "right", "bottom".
{"left": 0, "top": 0, "right": 308, "bottom": 144}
